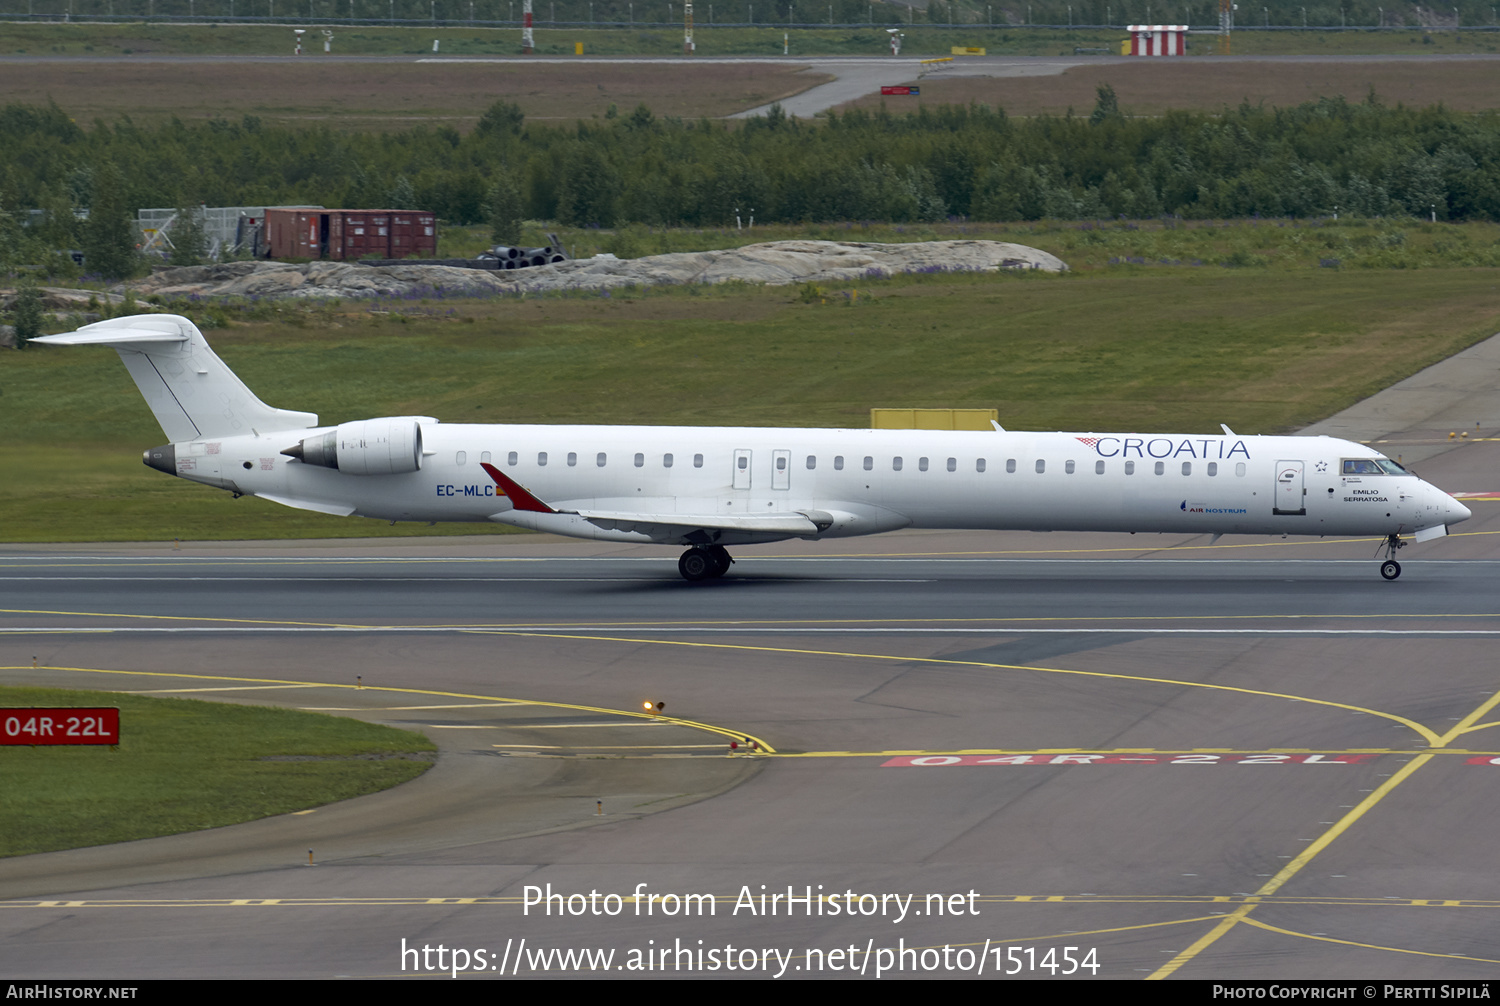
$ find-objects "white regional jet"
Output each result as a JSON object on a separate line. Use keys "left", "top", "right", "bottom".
{"left": 37, "top": 314, "right": 1472, "bottom": 581}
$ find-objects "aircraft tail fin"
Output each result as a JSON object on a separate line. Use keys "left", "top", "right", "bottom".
{"left": 33, "top": 314, "right": 318, "bottom": 443}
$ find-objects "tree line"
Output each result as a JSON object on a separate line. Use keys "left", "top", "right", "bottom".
{"left": 3, "top": 90, "right": 1498, "bottom": 277}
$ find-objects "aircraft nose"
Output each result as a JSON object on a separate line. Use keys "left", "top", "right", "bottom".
{"left": 1450, "top": 496, "right": 1473, "bottom": 523}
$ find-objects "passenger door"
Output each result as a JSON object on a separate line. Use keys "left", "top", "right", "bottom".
{"left": 1274, "top": 460, "right": 1306, "bottom": 515}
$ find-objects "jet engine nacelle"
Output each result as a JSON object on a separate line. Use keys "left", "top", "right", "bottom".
{"left": 282, "top": 418, "right": 426, "bottom": 475}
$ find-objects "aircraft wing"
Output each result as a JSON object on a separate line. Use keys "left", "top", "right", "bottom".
{"left": 479, "top": 463, "right": 827, "bottom": 540}
{"left": 567, "top": 509, "right": 823, "bottom": 537}
{"left": 255, "top": 492, "right": 358, "bottom": 517}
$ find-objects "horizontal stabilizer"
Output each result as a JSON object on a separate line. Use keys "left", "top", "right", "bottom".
{"left": 33, "top": 328, "right": 188, "bottom": 346}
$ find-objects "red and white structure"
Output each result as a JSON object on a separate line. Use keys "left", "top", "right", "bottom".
{"left": 1127, "top": 24, "right": 1188, "bottom": 55}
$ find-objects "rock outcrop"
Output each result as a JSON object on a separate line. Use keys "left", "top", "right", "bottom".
{"left": 127, "top": 240, "right": 1067, "bottom": 301}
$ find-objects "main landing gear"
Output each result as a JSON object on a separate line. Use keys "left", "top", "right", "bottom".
{"left": 678, "top": 545, "right": 733, "bottom": 581}
{"left": 1379, "top": 533, "right": 1406, "bottom": 580}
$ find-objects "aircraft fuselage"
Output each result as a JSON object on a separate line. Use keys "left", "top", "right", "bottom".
{"left": 149, "top": 423, "right": 1469, "bottom": 546}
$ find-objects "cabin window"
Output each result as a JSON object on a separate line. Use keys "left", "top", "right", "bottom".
{"left": 567, "top": 452, "right": 577, "bottom": 467}
{"left": 834, "top": 456, "right": 845, "bottom": 471}
{"left": 1035, "top": 459, "right": 1046, "bottom": 474}
{"left": 1235, "top": 462, "right": 1246, "bottom": 477}
{"left": 1065, "top": 460, "right": 1076, "bottom": 474}
{"left": 976, "top": 458, "right": 986, "bottom": 473}
{"left": 481, "top": 451, "right": 492, "bottom": 464}
{"left": 1154, "top": 461, "right": 1165, "bottom": 475}
{"left": 664, "top": 454, "right": 673, "bottom": 468}
{"left": 694, "top": 454, "right": 704, "bottom": 468}
{"left": 634, "top": 453, "right": 644, "bottom": 468}
{"left": 537, "top": 452, "right": 548, "bottom": 467}
{"left": 1095, "top": 460, "right": 1105, "bottom": 474}
{"left": 1207, "top": 462, "right": 1218, "bottom": 476}
{"left": 1006, "top": 458, "right": 1017, "bottom": 473}
{"left": 864, "top": 456, "right": 874, "bottom": 471}
{"left": 893, "top": 457, "right": 904, "bottom": 471}
{"left": 917, "top": 457, "right": 929, "bottom": 472}
{"left": 456, "top": 451, "right": 467, "bottom": 465}
{"left": 508, "top": 451, "right": 518, "bottom": 466}
{"left": 596, "top": 452, "right": 607, "bottom": 467}
{"left": 806, "top": 455, "right": 816, "bottom": 470}
{"left": 1125, "top": 460, "right": 1135, "bottom": 475}
{"left": 776, "top": 456, "right": 787, "bottom": 471}
{"left": 946, "top": 457, "right": 957, "bottom": 472}
{"left": 1181, "top": 461, "right": 1191, "bottom": 475}
{"left": 737, "top": 456, "right": 748, "bottom": 470}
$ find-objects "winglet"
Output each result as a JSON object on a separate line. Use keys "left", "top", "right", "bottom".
{"left": 480, "top": 462, "right": 557, "bottom": 513}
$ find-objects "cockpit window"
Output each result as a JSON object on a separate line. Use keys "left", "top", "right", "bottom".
{"left": 1343, "top": 458, "right": 1407, "bottom": 475}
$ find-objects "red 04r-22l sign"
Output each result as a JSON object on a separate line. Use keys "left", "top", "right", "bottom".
{"left": 1, "top": 708, "right": 120, "bottom": 745}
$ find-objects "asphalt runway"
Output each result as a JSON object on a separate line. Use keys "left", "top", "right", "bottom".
{"left": 1, "top": 428, "right": 1498, "bottom": 979}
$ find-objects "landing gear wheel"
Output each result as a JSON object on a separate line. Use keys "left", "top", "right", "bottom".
{"left": 679, "top": 549, "right": 714, "bottom": 581}
{"left": 1378, "top": 533, "right": 1406, "bottom": 580}
{"left": 679, "top": 546, "right": 733, "bottom": 581}
{"left": 705, "top": 545, "right": 732, "bottom": 578}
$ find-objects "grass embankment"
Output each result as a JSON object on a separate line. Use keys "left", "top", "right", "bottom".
{"left": 3, "top": 21, "right": 1499, "bottom": 59}
{"left": 7, "top": 249, "right": 1500, "bottom": 542}
{"left": 0, "top": 53, "right": 826, "bottom": 125}
{"left": 0, "top": 685, "right": 435, "bottom": 857}
{"left": 841, "top": 57, "right": 1500, "bottom": 116}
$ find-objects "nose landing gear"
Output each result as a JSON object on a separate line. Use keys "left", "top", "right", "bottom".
{"left": 678, "top": 545, "right": 733, "bottom": 581}
{"left": 1379, "top": 533, "right": 1406, "bottom": 580}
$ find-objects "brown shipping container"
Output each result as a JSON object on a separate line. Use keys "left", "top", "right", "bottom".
{"left": 263, "top": 209, "right": 437, "bottom": 261}
{"left": 294, "top": 211, "right": 321, "bottom": 258}
{"left": 262, "top": 208, "right": 305, "bottom": 260}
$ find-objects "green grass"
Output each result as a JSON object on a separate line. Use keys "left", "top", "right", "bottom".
{"left": 4, "top": 20, "right": 1498, "bottom": 57}
{"left": 6, "top": 260, "right": 1499, "bottom": 542}
{"left": 0, "top": 685, "right": 435, "bottom": 857}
